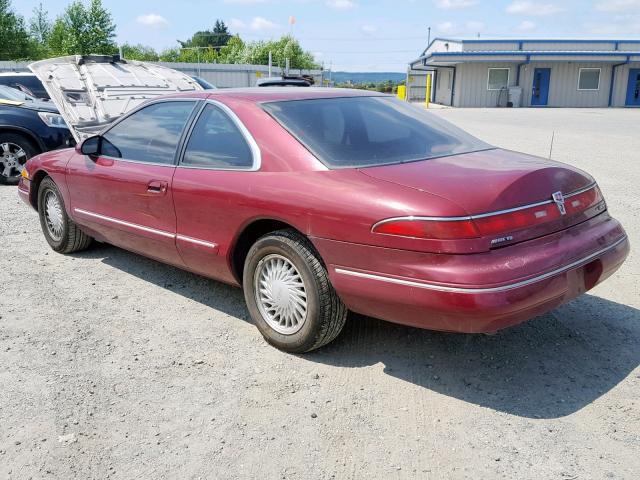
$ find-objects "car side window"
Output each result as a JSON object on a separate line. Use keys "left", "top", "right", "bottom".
{"left": 181, "top": 103, "right": 254, "bottom": 169}
{"left": 101, "top": 101, "right": 196, "bottom": 164}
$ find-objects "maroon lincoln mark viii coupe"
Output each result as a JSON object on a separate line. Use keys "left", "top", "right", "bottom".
{"left": 19, "top": 87, "right": 629, "bottom": 352}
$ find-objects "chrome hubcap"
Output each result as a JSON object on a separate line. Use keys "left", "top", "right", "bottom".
{"left": 0, "top": 142, "right": 27, "bottom": 178}
{"left": 254, "top": 254, "right": 308, "bottom": 335}
{"left": 44, "top": 190, "right": 64, "bottom": 241}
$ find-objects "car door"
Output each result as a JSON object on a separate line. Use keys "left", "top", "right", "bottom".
{"left": 68, "top": 99, "right": 199, "bottom": 266}
{"left": 172, "top": 100, "right": 261, "bottom": 283}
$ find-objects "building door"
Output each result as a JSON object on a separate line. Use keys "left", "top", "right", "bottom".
{"left": 531, "top": 68, "right": 551, "bottom": 106}
{"left": 625, "top": 69, "right": 640, "bottom": 107}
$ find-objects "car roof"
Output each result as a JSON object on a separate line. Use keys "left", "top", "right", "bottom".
{"left": 169, "top": 87, "right": 388, "bottom": 103}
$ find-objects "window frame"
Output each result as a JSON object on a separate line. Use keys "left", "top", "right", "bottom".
{"left": 97, "top": 98, "right": 200, "bottom": 167}
{"left": 177, "top": 99, "right": 262, "bottom": 172}
{"left": 487, "top": 67, "right": 510, "bottom": 91}
{"left": 577, "top": 67, "right": 601, "bottom": 91}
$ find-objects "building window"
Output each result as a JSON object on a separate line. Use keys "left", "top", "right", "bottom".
{"left": 578, "top": 68, "right": 601, "bottom": 90}
{"left": 487, "top": 68, "right": 509, "bottom": 90}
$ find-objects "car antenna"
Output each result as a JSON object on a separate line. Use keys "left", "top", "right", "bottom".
{"left": 548, "top": 131, "right": 555, "bottom": 159}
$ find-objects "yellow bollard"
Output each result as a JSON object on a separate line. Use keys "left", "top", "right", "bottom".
{"left": 397, "top": 85, "right": 406, "bottom": 101}
{"left": 425, "top": 74, "right": 432, "bottom": 109}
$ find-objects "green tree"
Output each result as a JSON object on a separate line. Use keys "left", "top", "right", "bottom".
{"left": 0, "top": 0, "right": 32, "bottom": 60}
{"left": 243, "top": 36, "right": 318, "bottom": 69}
{"left": 122, "top": 43, "right": 159, "bottom": 61}
{"left": 48, "top": 0, "right": 117, "bottom": 56}
{"left": 28, "top": 3, "right": 52, "bottom": 59}
{"left": 29, "top": 3, "right": 51, "bottom": 44}
{"left": 158, "top": 47, "right": 181, "bottom": 62}
{"left": 179, "top": 19, "right": 231, "bottom": 49}
{"left": 164, "top": 31, "right": 318, "bottom": 70}
{"left": 216, "top": 35, "right": 245, "bottom": 64}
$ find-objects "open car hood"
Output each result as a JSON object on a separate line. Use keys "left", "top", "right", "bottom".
{"left": 29, "top": 55, "right": 202, "bottom": 142}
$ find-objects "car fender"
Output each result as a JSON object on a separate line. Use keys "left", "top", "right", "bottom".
{"left": 25, "top": 148, "right": 76, "bottom": 213}
{"left": 0, "top": 123, "right": 46, "bottom": 152}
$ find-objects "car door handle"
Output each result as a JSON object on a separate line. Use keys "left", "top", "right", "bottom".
{"left": 147, "top": 180, "right": 168, "bottom": 194}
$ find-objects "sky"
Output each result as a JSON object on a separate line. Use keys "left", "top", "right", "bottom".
{"left": 14, "top": 1, "right": 640, "bottom": 72}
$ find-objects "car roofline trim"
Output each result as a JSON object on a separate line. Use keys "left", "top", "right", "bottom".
{"left": 334, "top": 234, "right": 627, "bottom": 294}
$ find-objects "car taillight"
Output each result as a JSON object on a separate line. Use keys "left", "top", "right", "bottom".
{"left": 473, "top": 186, "right": 604, "bottom": 236}
{"left": 372, "top": 218, "right": 480, "bottom": 240}
{"left": 372, "top": 186, "right": 604, "bottom": 241}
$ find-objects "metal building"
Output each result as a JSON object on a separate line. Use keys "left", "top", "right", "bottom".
{"left": 409, "top": 38, "right": 640, "bottom": 108}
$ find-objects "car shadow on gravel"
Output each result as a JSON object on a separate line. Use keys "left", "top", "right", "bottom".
{"left": 74, "top": 243, "right": 251, "bottom": 322}
{"left": 75, "top": 244, "right": 638, "bottom": 420}
{"left": 308, "top": 295, "right": 640, "bottom": 419}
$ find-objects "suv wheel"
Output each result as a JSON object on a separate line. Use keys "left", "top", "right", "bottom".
{"left": 0, "top": 133, "right": 38, "bottom": 185}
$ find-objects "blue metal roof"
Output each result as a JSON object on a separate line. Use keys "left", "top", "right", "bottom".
{"left": 428, "top": 37, "right": 640, "bottom": 45}
{"left": 416, "top": 37, "right": 640, "bottom": 59}
{"left": 429, "top": 51, "right": 639, "bottom": 57}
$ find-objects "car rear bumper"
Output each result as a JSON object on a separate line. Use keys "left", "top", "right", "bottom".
{"left": 311, "top": 213, "right": 629, "bottom": 333}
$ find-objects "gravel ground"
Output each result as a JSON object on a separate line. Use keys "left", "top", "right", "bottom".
{"left": 1, "top": 108, "right": 639, "bottom": 479}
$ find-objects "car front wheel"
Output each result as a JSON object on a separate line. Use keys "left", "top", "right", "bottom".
{"left": 243, "top": 229, "right": 347, "bottom": 353}
{"left": 37, "top": 177, "right": 93, "bottom": 253}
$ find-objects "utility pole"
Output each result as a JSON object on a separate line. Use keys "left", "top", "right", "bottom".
{"left": 427, "top": 26, "right": 431, "bottom": 45}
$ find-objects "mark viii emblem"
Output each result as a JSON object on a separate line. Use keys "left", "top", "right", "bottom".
{"left": 552, "top": 191, "right": 566, "bottom": 215}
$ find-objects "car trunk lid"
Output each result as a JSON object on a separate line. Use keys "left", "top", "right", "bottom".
{"left": 362, "top": 148, "right": 604, "bottom": 248}
{"left": 29, "top": 55, "right": 202, "bottom": 142}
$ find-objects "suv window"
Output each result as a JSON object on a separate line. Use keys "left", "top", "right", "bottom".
{"left": 181, "top": 103, "right": 253, "bottom": 169}
{"left": 0, "top": 75, "right": 48, "bottom": 99}
{"left": 101, "top": 101, "right": 196, "bottom": 164}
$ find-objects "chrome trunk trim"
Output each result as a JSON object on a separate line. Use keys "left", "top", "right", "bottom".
{"left": 371, "top": 182, "right": 598, "bottom": 229}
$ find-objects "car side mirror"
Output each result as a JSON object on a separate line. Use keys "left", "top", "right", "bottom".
{"left": 79, "top": 135, "right": 101, "bottom": 157}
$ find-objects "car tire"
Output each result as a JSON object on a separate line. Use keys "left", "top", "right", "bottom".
{"left": 243, "top": 229, "right": 347, "bottom": 353}
{"left": 0, "top": 132, "right": 39, "bottom": 185}
{"left": 37, "top": 177, "right": 93, "bottom": 253}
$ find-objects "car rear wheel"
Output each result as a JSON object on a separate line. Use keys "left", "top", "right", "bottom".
{"left": 243, "top": 229, "right": 347, "bottom": 353}
{"left": 0, "top": 133, "right": 38, "bottom": 185}
{"left": 37, "top": 177, "right": 93, "bottom": 253}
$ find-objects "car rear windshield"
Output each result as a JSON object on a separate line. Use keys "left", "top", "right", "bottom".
{"left": 262, "top": 96, "right": 492, "bottom": 168}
